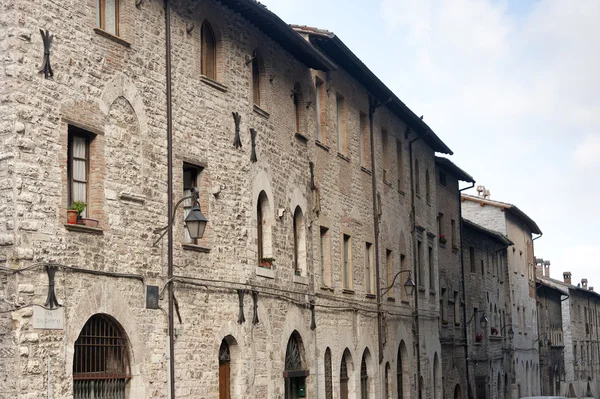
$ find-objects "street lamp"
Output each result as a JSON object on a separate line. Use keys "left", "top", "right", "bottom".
{"left": 381, "top": 270, "right": 416, "bottom": 297}
{"left": 480, "top": 313, "right": 489, "bottom": 329}
{"left": 153, "top": 187, "right": 208, "bottom": 245}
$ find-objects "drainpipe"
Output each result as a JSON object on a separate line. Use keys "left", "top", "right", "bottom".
{"left": 408, "top": 130, "right": 425, "bottom": 399}
{"left": 164, "top": 1, "right": 176, "bottom": 398}
{"left": 458, "top": 182, "right": 475, "bottom": 399}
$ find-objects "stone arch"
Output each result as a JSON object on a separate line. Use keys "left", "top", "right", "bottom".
{"left": 397, "top": 340, "right": 410, "bottom": 399}
{"left": 65, "top": 281, "right": 146, "bottom": 398}
{"left": 454, "top": 384, "right": 462, "bottom": 399}
{"left": 340, "top": 348, "right": 355, "bottom": 399}
{"left": 293, "top": 205, "right": 307, "bottom": 275}
{"left": 213, "top": 319, "right": 247, "bottom": 399}
{"left": 360, "top": 347, "right": 375, "bottom": 399}
{"left": 253, "top": 171, "right": 275, "bottom": 263}
{"left": 433, "top": 352, "right": 441, "bottom": 399}
{"left": 284, "top": 330, "right": 308, "bottom": 398}
{"left": 99, "top": 73, "right": 148, "bottom": 136}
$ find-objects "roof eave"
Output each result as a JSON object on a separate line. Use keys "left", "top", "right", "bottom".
{"left": 435, "top": 157, "right": 475, "bottom": 183}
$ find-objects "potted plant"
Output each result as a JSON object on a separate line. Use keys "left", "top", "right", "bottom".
{"left": 439, "top": 234, "right": 448, "bottom": 245}
{"left": 68, "top": 201, "right": 86, "bottom": 225}
{"left": 475, "top": 333, "right": 483, "bottom": 343}
{"left": 442, "top": 320, "right": 449, "bottom": 326}
{"left": 491, "top": 327, "right": 498, "bottom": 336}
{"left": 259, "top": 257, "right": 274, "bottom": 269}
{"left": 294, "top": 269, "right": 301, "bottom": 276}
{"left": 82, "top": 217, "right": 99, "bottom": 228}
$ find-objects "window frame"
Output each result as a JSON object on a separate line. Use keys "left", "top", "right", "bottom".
{"left": 365, "top": 242, "right": 374, "bottom": 294}
{"left": 183, "top": 164, "right": 201, "bottom": 245}
{"left": 342, "top": 234, "right": 352, "bottom": 289}
{"left": 201, "top": 21, "right": 217, "bottom": 80}
{"left": 68, "top": 128, "right": 92, "bottom": 218}
{"left": 251, "top": 50, "right": 260, "bottom": 106}
{"left": 97, "top": 0, "right": 120, "bottom": 36}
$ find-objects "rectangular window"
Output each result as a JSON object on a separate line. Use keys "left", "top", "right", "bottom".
{"left": 481, "top": 259, "right": 485, "bottom": 275}
{"left": 396, "top": 140, "right": 404, "bottom": 191}
{"left": 68, "top": 127, "right": 93, "bottom": 218}
{"left": 365, "top": 242, "right": 374, "bottom": 294}
{"left": 439, "top": 171, "right": 447, "bottom": 187}
{"left": 474, "top": 307, "right": 479, "bottom": 337}
{"left": 336, "top": 94, "right": 346, "bottom": 155}
{"left": 315, "top": 78, "right": 324, "bottom": 143}
{"left": 418, "top": 240, "right": 424, "bottom": 288}
{"left": 415, "top": 160, "right": 420, "bottom": 196}
{"left": 342, "top": 234, "right": 352, "bottom": 289}
{"left": 382, "top": 129, "right": 390, "bottom": 182}
{"left": 183, "top": 164, "right": 202, "bottom": 244}
{"left": 451, "top": 219, "right": 456, "bottom": 247}
{"left": 359, "top": 112, "right": 369, "bottom": 168}
{"left": 454, "top": 291, "right": 460, "bottom": 325}
{"left": 470, "top": 247, "right": 475, "bottom": 273}
{"left": 437, "top": 213, "right": 444, "bottom": 240}
{"left": 97, "top": 0, "right": 119, "bottom": 36}
{"left": 386, "top": 250, "right": 393, "bottom": 298}
{"left": 428, "top": 246, "right": 434, "bottom": 291}
{"left": 441, "top": 288, "right": 447, "bottom": 322}
{"left": 320, "top": 226, "right": 331, "bottom": 287}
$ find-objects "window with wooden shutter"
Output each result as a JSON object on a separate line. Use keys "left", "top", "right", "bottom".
{"left": 201, "top": 21, "right": 216, "bottom": 80}
{"left": 97, "top": 0, "right": 119, "bottom": 36}
{"left": 252, "top": 50, "right": 260, "bottom": 105}
{"left": 68, "top": 127, "right": 93, "bottom": 218}
{"left": 219, "top": 340, "right": 231, "bottom": 399}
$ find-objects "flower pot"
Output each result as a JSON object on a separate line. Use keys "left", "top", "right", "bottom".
{"left": 259, "top": 261, "right": 271, "bottom": 269}
{"left": 67, "top": 210, "right": 78, "bottom": 224}
{"left": 83, "top": 218, "right": 99, "bottom": 228}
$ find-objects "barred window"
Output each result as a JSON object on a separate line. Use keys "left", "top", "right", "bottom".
{"left": 73, "top": 314, "right": 130, "bottom": 399}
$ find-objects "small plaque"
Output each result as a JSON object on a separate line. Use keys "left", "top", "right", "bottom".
{"left": 33, "top": 307, "right": 64, "bottom": 330}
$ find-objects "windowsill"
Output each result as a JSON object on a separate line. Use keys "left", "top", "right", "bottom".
{"left": 401, "top": 299, "right": 410, "bottom": 305}
{"left": 293, "top": 275, "right": 308, "bottom": 285}
{"left": 337, "top": 152, "right": 350, "bottom": 163}
{"left": 427, "top": 232, "right": 436, "bottom": 239}
{"left": 320, "top": 285, "right": 334, "bottom": 292}
{"left": 429, "top": 289, "right": 436, "bottom": 296}
{"left": 360, "top": 166, "right": 372, "bottom": 176}
{"left": 93, "top": 28, "right": 131, "bottom": 47}
{"left": 181, "top": 243, "right": 211, "bottom": 253}
{"left": 342, "top": 288, "right": 355, "bottom": 294}
{"left": 398, "top": 189, "right": 406, "bottom": 196}
{"left": 386, "top": 296, "right": 396, "bottom": 302}
{"left": 119, "top": 192, "right": 146, "bottom": 204}
{"left": 441, "top": 323, "right": 450, "bottom": 328}
{"left": 294, "top": 132, "right": 309, "bottom": 143}
{"left": 489, "top": 335, "right": 502, "bottom": 341}
{"left": 365, "top": 293, "right": 376, "bottom": 299}
{"left": 415, "top": 225, "right": 425, "bottom": 232}
{"left": 64, "top": 224, "right": 104, "bottom": 235}
{"left": 383, "top": 180, "right": 392, "bottom": 187}
{"left": 255, "top": 266, "right": 275, "bottom": 279}
{"left": 315, "top": 140, "right": 330, "bottom": 152}
{"left": 253, "top": 104, "right": 270, "bottom": 119}
{"left": 418, "top": 287, "right": 426, "bottom": 293}
{"left": 200, "top": 75, "right": 228, "bottom": 92}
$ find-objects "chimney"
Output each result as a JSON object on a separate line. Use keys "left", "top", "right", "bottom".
{"left": 563, "top": 272, "right": 572, "bottom": 285}
{"left": 582, "top": 279, "right": 588, "bottom": 290}
{"left": 543, "top": 260, "right": 551, "bottom": 278}
{"left": 589, "top": 287, "right": 594, "bottom": 292}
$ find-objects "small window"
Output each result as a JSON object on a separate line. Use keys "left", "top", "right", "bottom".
{"left": 293, "top": 83, "right": 303, "bottom": 134}
{"left": 359, "top": 112, "right": 369, "bottom": 168}
{"left": 470, "top": 247, "right": 475, "bottom": 273}
{"left": 439, "top": 171, "right": 447, "bottom": 187}
{"left": 315, "top": 78, "right": 326, "bottom": 144}
{"left": 365, "top": 242, "right": 374, "bottom": 294}
{"left": 293, "top": 206, "right": 306, "bottom": 275}
{"left": 336, "top": 94, "right": 347, "bottom": 154}
{"left": 440, "top": 288, "right": 447, "bottom": 322}
{"left": 454, "top": 291, "right": 460, "bottom": 325}
{"left": 396, "top": 140, "right": 404, "bottom": 191}
{"left": 257, "top": 191, "right": 273, "bottom": 265}
{"left": 342, "top": 234, "right": 352, "bottom": 289}
{"left": 415, "top": 159, "right": 420, "bottom": 196}
{"left": 320, "top": 226, "right": 331, "bottom": 286}
{"left": 417, "top": 241, "right": 424, "bottom": 288}
{"left": 451, "top": 219, "right": 456, "bottom": 247}
{"left": 183, "top": 164, "right": 202, "bottom": 244}
{"left": 201, "top": 21, "right": 216, "bottom": 80}
{"left": 481, "top": 259, "right": 485, "bottom": 275}
{"left": 425, "top": 169, "right": 431, "bottom": 203}
{"left": 68, "top": 127, "right": 94, "bottom": 218}
{"left": 382, "top": 129, "right": 390, "bottom": 181}
{"left": 251, "top": 50, "right": 260, "bottom": 106}
{"left": 97, "top": 0, "right": 119, "bottom": 36}
{"left": 437, "top": 213, "right": 444, "bottom": 239}
{"left": 386, "top": 250, "right": 393, "bottom": 298}
{"left": 428, "top": 246, "right": 435, "bottom": 291}
{"left": 400, "top": 254, "right": 407, "bottom": 301}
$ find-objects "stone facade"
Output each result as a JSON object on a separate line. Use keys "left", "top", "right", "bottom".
{"left": 0, "top": 1, "right": 452, "bottom": 398}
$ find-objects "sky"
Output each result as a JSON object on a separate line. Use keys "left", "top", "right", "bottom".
{"left": 260, "top": 0, "right": 600, "bottom": 285}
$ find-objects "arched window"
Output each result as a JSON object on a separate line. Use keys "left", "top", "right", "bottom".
{"left": 252, "top": 50, "right": 260, "bottom": 106}
{"left": 257, "top": 191, "right": 272, "bottom": 266}
{"left": 284, "top": 332, "right": 307, "bottom": 399}
{"left": 293, "top": 206, "right": 306, "bottom": 275}
{"left": 219, "top": 340, "right": 231, "bottom": 399}
{"left": 384, "top": 362, "right": 391, "bottom": 399}
{"left": 201, "top": 21, "right": 216, "bottom": 80}
{"left": 73, "top": 314, "right": 130, "bottom": 399}
{"left": 340, "top": 352, "right": 350, "bottom": 399}
{"left": 397, "top": 342, "right": 408, "bottom": 399}
{"left": 360, "top": 352, "right": 369, "bottom": 399}
{"left": 454, "top": 384, "right": 462, "bottom": 399}
{"left": 325, "top": 348, "right": 332, "bottom": 399}
{"left": 433, "top": 353, "right": 440, "bottom": 399}
{"left": 425, "top": 169, "right": 430, "bottom": 203}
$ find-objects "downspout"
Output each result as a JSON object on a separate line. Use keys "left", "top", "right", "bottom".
{"left": 408, "top": 130, "right": 424, "bottom": 399}
{"left": 164, "top": 1, "right": 176, "bottom": 398}
{"left": 458, "top": 182, "right": 475, "bottom": 399}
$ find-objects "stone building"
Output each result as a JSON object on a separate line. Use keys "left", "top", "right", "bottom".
{"left": 461, "top": 218, "right": 513, "bottom": 399}
{"left": 462, "top": 190, "right": 542, "bottom": 398}
{"left": 535, "top": 266, "right": 567, "bottom": 397}
{"left": 434, "top": 157, "right": 474, "bottom": 399}
{"left": 0, "top": 1, "right": 456, "bottom": 398}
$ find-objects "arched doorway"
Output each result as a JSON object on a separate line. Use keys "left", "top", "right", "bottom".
{"left": 73, "top": 314, "right": 130, "bottom": 399}
{"left": 219, "top": 340, "right": 231, "bottom": 399}
{"left": 397, "top": 341, "right": 409, "bottom": 399}
{"left": 284, "top": 331, "right": 308, "bottom": 399}
{"left": 454, "top": 384, "right": 462, "bottom": 399}
{"left": 340, "top": 349, "right": 353, "bottom": 399}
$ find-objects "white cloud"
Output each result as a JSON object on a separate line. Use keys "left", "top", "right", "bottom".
{"left": 572, "top": 134, "right": 600, "bottom": 168}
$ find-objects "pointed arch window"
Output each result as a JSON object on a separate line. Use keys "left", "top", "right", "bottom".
{"left": 360, "top": 354, "right": 369, "bottom": 399}
{"left": 293, "top": 206, "right": 306, "bottom": 275}
{"left": 201, "top": 21, "right": 217, "bottom": 80}
{"left": 284, "top": 332, "right": 308, "bottom": 399}
{"left": 257, "top": 191, "right": 273, "bottom": 265}
{"left": 73, "top": 314, "right": 130, "bottom": 398}
{"left": 324, "top": 348, "right": 332, "bottom": 399}
{"left": 219, "top": 340, "right": 231, "bottom": 399}
{"left": 340, "top": 354, "right": 349, "bottom": 399}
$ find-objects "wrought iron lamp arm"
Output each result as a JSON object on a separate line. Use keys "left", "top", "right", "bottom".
{"left": 465, "top": 309, "right": 487, "bottom": 326}
{"left": 380, "top": 270, "right": 412, "bottom": 297}
{"left": 500, "top": 324, "right": 513, "bottom": 334}
{"left": 153, "top": 188, "right": 199, "bottom": 245}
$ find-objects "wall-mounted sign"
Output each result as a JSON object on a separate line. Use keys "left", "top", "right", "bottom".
{"left": 33, "top": 306, "right": 64, "bottom": 330}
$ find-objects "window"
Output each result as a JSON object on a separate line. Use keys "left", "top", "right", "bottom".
{"left": 201, "top": 21, "right": 216, "bottom": 80}
{"left": 183, "top": 164, "right": 202, "bottom": 244}
{"left": 415, "top": 159, "right": 420, "bottom": 196}
{"left": 68, "top": 127, "right": 94, "bottom": 218}
{"left": 400, "top": 254, "right": 407, "bottom": 301}
{"left": 251, "top": 50, "right": 260, "bottom": 106}
{"left": 336, "top": 93, "right": 347, "bottom": 154}
{"left": 361, "top": 353, "right": 369, "bottom": 399}
{"left": 441, "top": 288, "right": 447, "bottom": 322}
{"left": 324, "top": 348, "right": 332, "bottom": 399}
{"left": 428, "top": 246, "right": 434, "bottom": 291}
{"left": 257, "top": 191, "right": 272, "bottom": 264}
{"left": 365, "top": 242, "right": 374, "bottom": 294}
{"left": 469, "top": 247, "right": 475, "bottom": 273}
{"left": 320, "top": 226, "right": 331, "bottom": 286}
{"left": 397, "top": 344, "right": 405, "bottom": 399}
{"left": 473, "top": 307, "right": 479, "bottom": 337}
{"left": 396, "top": 140, "right": 404, "bottom": 191}
{"left": 481, "top": 259, "right": 485, "bottom": 275}
{"left": 293, "top": 83, "right": 303, "bottom": 134}
{"left": 382, "top": 129, "right": 390, "bottom": 181}
{"left": 425, "top": 169, "right": 431, "bottom": 203}
{"left": 454, "top": 291, "right": 460, "bottom": 325}
{"left": 219, "top": 340, "right": 231, "bottom": 399}
{"left": 96, "top": 0, "right": 119, "bottom": 36}
{"left": 340, "top": 352, "right": 350, "bottom": 399}
{"left": 386, "top": 250, "right": 393, "bottom": 298}
{"left": 385, "top": 363, "right": 391, "bottom": 399}
{"left": 437, "top": 213, "right": 444, "bottom": 239}
{"left": 73, "top": 314, "right": 130, "bottom": 398}
{"left": 359, "top": 112, "right": 370, "bottom": 168}
{"left": 451, "top": 219, "right": 456, "bottom": 247}
{"left": 293, "top": 206, "right": 306, "bottom": 275}
{"left": 342, "top": 234, "right": 352, "bottom": 289}
{"left": 316, "top": 78, "right": 326, "bottom": 144}
{"left": 439, "top": 171, "right": 447, "bottom": 187}
{"left": 418, "top": 240, "right": 424, "bottom": 288}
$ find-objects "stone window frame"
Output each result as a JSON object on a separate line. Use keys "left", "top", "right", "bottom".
{"left": 341, "top": 233, "right": 353, "bottom": 291}
{"left": 319, "top": 224, "right": 332, "bottom": 288}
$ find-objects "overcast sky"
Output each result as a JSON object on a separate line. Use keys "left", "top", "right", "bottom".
{"left": 260, "top": 0, "right": 600, "bottom": 285}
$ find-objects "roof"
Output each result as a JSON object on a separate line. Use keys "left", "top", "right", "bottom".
{"left": 291, "top": 25, "right": 453, "bottom": 155}
{"left": 435, "top": 157, "right": 475, "bottom": 183}
{"left": 461, "top": 194, "right": 542, "bottom": 235}
{"left": 214, "top": 1, "right": 336, "bottom": 71}
{"left": 537, "top": 275, "right": 600, "bottom": 299}
{"left": 462, "top": 218, "right": 513, "bottom": 246}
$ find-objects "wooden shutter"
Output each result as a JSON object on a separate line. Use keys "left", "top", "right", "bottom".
{"left": 202, "top": 22, "right": 216, "bottom": 80}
